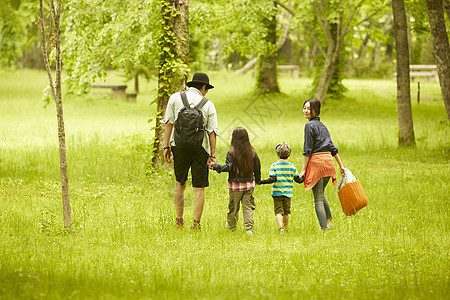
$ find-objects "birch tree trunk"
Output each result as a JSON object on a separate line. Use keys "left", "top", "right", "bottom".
{"left": 392, "top": 0, "right": 416, "bottom": 147}
{"left": 39, "top": 0, "right": 72, "bottom": 229}
{"left": 426, "top": 0, "right": 450, "bottom": 120}
{"left": 152, "top": 0, "right": 189, "bottom": 166}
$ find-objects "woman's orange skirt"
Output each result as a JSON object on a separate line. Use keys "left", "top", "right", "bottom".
{"left": 304, "top": 152, "right": 337, "bottom": 191}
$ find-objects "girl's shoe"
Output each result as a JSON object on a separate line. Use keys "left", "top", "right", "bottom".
{"left": 279, "top": 227, "right": 284, "bottom": 235}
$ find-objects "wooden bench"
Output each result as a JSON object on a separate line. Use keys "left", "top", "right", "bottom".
{"left": 410, "top": 65, "right": 438, "bottom": 81}
{"left": 393, "top": 65, "right": 438, "bottom": 81}
{"left": 277, "top": 65, "right": 300, "bottom": 78}
{"left": 91, "top": 84, "right": 128, "bottom": 100}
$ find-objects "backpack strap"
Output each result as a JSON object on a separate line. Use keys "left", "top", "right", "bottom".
{"left": 180, "top": 91, "right": 190, "bottom": 108}
{"left": 195, "top": 97, "right": 209, "bottom": 109}
{"left": 181, "top": 91, "right": 209, "bottom": 109}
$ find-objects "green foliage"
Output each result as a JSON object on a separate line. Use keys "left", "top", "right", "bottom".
{"left": 408, "top": 0, "right": 430, "bottom": 35}
{"left": 188, "top": 0, "right": 281, "bottom": 70}
{"left": 0, "top": 0, "right": 43, "bottom": 67}
{"left": 63, "top": 0, "right": 161, "bottom": 93}
{"left": 0, "top": 0, "right": 24, "bottom": 66}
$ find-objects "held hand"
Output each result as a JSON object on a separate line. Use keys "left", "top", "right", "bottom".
{"left": 207, "top": 156, "right": 216, "bottom": 167}
{"left": 339, "top": 166, "right": 345, "bottom": 176}
{"left": 163, "top": 148, "right": 171, "bottom": 163}
{"left": 299, "top": 170, "right": 306, "bottom": 178}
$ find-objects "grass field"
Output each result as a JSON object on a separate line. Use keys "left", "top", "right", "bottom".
{"left": 0, "top": 69, "right": 449, "bottom": 299}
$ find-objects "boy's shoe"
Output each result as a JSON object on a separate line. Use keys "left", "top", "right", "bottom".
{"left": 175, "top": 218, "right": 184, "bottom": 229}
{"left": 191, "top": 219, "right": 201, "bottom": 231}
{"left": 279, "top": 227, "right": 284, "bottom": 235}
{"left": 246, "top": 230, "right": 253, "bottom": 235}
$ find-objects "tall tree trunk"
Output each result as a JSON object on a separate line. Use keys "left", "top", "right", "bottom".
{"left": 426, "top": 0, "right": 450, "bottom": 120}
{"left": 39, "top": 0, "right": 72, "bottom": 229}
{"left": 314, "top": 49, "right": 340, "bottom": 102}
{"left": 392, "top": 0, "right": 416, "bottom": 147}
{"left": 152, "top": 0, "right": 189, "bottom": 166}
{"left": 256, "top": 1, "right": 280, "bottom": 93}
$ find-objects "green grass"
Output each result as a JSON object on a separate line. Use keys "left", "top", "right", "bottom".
{"left": 0, "top": 69, "right": 449, "bottom": 299}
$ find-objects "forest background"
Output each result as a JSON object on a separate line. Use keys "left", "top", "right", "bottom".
{"left": 1, "top": 0, "right": 449, "bottom": 299}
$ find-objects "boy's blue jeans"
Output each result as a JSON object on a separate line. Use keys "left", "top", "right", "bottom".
{"left": 312, "top": 177, "right": 332, "bottom": 229}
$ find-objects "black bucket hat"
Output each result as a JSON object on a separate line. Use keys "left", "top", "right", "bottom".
{"left": 186, "top": 72, "right": 214, "bottom": 89}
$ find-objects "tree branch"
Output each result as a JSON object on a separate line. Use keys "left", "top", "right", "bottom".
{"left": 312, "top": 1, "right": 333, "bottom": 45}
{"left": 302, "top": 21, "right": 327, "bottom": 56}
{"left": 342, "top": 0, "right": 366, "bottom": 36}
{"left": 274, "top": 0, "right": 295, "bottom": 16}
{"left": 351, "top": 2, "right": 390, "bottom": 32}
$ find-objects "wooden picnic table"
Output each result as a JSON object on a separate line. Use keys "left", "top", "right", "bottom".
{"left": 91, "top": 84, "right": 128, "bottom": 100}
{"left": 277, "top": 65, "right": 300, "bottom": 78}
{"left": 394, "top": 65, "right": 438, "bottom": 81}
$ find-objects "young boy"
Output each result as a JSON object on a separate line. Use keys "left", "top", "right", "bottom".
{"left": 259, "top": 143, "right": 304, "bottom": 234}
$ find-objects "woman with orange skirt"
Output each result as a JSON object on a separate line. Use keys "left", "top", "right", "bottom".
{"left": 300, "top": 99, "right": 345, "bottom": 233}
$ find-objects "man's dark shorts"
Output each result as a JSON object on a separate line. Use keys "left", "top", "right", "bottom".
{"left": 272, "top": 195, "right": 291, "bottom": 215}
{"left": 172, "top": 146, "right": 209, "bottom": 188}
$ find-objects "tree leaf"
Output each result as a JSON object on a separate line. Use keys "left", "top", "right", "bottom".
{"left": 11, "top": 0, "right": 21, "bottom": 10}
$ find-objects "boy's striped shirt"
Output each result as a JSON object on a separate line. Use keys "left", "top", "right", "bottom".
{"left": 269, "top": 159, "right": 299, "bottom": 198}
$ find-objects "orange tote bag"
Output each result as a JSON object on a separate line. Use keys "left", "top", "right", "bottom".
{"left": 337, "top": 180, "right": 368, "bottom": 216}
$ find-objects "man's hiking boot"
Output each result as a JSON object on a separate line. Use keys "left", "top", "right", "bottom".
{"left": 191, "top": 219, "right": 201, "bottom": 231}
{"left": 176, "top": 218, "right": 184, "bottom": 229}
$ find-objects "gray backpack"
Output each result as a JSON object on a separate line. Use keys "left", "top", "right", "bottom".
{"left": 174, "top": 91, "right": 208, "bottom": 152}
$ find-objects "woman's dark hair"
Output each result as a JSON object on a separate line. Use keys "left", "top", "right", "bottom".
{"left": 230, "top": 127, "right": 257, "bottom": 177}
{"left": 303, "top": 98, "right": 321, "bottom": 117}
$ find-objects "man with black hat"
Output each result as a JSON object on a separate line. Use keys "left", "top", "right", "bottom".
{"left": 161, "top": 72, "right": 219, "bottom": 230}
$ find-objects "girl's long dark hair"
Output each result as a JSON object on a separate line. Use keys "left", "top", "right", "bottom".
{"left": 229, "top": 127, "right": 257, "bottom": 177}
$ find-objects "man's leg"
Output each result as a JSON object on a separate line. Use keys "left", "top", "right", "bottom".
{"left": 174, "top": 181, "right": 187, "bottom": 219}
{"left": 193, "top": 187, "right": 205, "bottom": 222}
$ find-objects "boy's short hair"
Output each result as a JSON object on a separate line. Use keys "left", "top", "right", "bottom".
{"left": 275, "top": 143, "right": 291, "bottom": 159}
